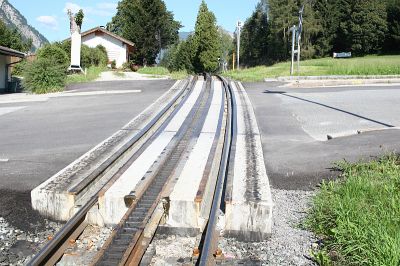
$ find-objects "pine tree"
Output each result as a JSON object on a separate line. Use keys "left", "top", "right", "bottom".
{"left": 107, "top": 0, "right": 181, "bottom": 65}
{"left": 192, "top": 1, "right": 221, "bottom": 73}
{"left": 240, "top": 0, "right": 270, "bottom": 66}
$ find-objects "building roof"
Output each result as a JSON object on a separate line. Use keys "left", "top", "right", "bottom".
{"left": 0, "top": 46, "right": 25, "bottom": 58}
{"left": 81, "top": 27, "right": 135, "bottom": 47}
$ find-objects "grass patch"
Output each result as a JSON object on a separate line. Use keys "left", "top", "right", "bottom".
{"left": 169, "top": 70, "right": 189, "bottom": 80}
{"left": 66, "top": 66, "right": 106, "bottom": 84}
{"left": 307, "top": 155, "right": 400, "bottom": 265}
{"left": 137, "top": 66, "right": 170, "bottom": 76}
{"left": 224, "top": 55, "right": 400, "bottom": 82}
{"left": 137, "top": 67, "right": 188, "bottom": 80}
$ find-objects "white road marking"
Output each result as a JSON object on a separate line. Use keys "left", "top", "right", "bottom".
{"left": 58, "top": 90, "right": 141, "bottom": 97}
{"left": 0, "top": 106, "right": 26, "bottom": 117}
{"left": 0, "top": 158, "right": 9, "bottom": 162}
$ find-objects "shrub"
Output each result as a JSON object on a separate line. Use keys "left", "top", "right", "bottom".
{"left": 111, "top": 60, "right": 116, "bottom": 69}
{"left": 22, "top": 58, "right": 66, "bottom": 94}
{"left": 36, "top": 44, "right": 69, "bottom": 68}
{"left": 81, "top": 44, "right": 108, "bottom": 68}
{"left": 12, "top": 59, "right": 28, "bottom": 76}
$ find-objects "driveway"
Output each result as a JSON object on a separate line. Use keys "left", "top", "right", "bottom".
{"left": 0, "top": 79, "right": 175, "bottom": 229}
{"left": 244, "top": 82, "right": 400, "bottom": 190}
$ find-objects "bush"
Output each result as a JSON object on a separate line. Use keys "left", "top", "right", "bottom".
{"left": 81, "top": 44, "right": 108, "bottom": 68}
{"left": 22, "top": 58, "right": 66, "bottom": 94}
{"left": 111, "top": 60, "right": 116, "bottom": 69}
{"left": 37, "top": 44, "right": 69, "bottom": 67}
{"left": 12, "top": 60, "right": 28, "bottom": 76}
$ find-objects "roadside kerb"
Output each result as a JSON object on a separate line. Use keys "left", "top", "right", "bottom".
{"left": 31, "top": 78, "right": 190, "bottom": 221}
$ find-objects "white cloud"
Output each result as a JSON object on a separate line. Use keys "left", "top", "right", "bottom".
{"left": 63, "top": 2, "right": 116, "bottom": 17}
{"left": 63, "top": 2, "right": 82, "bottom": 13}
{"left": 36, "top": 15, "right": 58, "bottom": 30}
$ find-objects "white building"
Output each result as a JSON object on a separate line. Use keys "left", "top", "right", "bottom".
{"left": 81, "top": 27, "right": 135, "bottom": 68}
{"left": 0, "top": 46, "right": 25, "bottom": 93}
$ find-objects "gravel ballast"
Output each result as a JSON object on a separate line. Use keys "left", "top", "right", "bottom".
{"left": 148, "top": 188, "right": 317, "bottom": 265}
{"left": 0, "top": 217, "right": 62, "bottom": 266}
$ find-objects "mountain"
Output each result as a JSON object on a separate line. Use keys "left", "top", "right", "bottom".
{"left": 179, "top": 31, "right": 192, "bottom": 41}
{"left": 0, "top": 0, "right": 48, "bottom": 51}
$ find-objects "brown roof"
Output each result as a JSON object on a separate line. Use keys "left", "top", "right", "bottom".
{"left": 81, "top": 27, "right": 135, "bottom": 47}
{"left": 0, "top": 46, "right": 25, "bottom": 58}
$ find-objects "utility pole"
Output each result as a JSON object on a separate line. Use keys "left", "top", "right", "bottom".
{"left": 236, "top": 21, "right": 242, "bottom": 70}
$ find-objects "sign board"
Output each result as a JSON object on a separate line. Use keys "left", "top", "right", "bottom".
{"left": 237, "top": 21, "right": 243, "bottom": 28}
{"left": 333, "top": 52, "right": 352, "bottom": 58}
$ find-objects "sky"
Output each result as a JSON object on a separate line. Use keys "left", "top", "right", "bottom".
{"left": 8, "top": 0, "right": 260, "bottom": 42}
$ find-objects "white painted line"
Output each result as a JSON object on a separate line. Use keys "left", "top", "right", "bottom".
{"left": 0, "top": 106, "right": 26, "bottom": 117}
{"left": 0, "top": 158, "right": 9, "bottom": 162}
{"left": 53, "top": 90, "right": 142, "bottom": 97}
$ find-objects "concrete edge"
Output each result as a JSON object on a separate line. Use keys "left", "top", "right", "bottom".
{"left": 31, "top": 79, "right": 187, "bottom": 220}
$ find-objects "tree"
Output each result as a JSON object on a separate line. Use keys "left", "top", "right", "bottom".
{"left": 107, "top": 0, "right": 181, "bottom": 65}
{"left": 0, "top": 20, "right": 32, "bottom": 52}
{"left": 384, "top": 0, "right": 400, "bottom": 53}
{"left": 75, "top": 9, "right": 84, "bottom": 30}
{"left": 192, "top": 0, "right": 221, "bottom": 72}
{"left": 240, "top": 0, "right": 270, "bottom": 66}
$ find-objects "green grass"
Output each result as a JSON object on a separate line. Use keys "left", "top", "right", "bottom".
{"left": 137, "top": 66, "right": 188, "bottom": 80}
{"left": 306, "top": 155, "right": 400, "bottom": 265}
{"left": 137, "top": 66, "right": 170, "bottom": 75}
{"left": 224, "top": 55, "right": 400, "bottom": 82}
{"left": 66, "top": 66, "right": 106, "bottom": 84}
{"left": 169, "top": 70, "right": 189, "bottom": 80}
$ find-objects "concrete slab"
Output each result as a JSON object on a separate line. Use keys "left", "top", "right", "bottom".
{"left": 167, "top": 80, "right": 223, "bottom": 230}
{"left": 224, "top": 82, "right": 273, "bottom": 241}
{"left": 97, "top": 80, "right": 204, "bottom": 225}
{"left": 31, "top": 80, "right": 187, "bottom": 221}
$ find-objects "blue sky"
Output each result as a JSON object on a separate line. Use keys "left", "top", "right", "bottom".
{"left": 8, "top": 0, "right": 259, "bottom": 42}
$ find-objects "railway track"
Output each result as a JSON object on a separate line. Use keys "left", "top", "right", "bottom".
{"left": 28, "top": 75, "right": 235, "bottom": 266}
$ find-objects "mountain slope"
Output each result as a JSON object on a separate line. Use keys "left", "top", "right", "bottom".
{"left": 0, "top": 0, "right": 48, "bottom": 51}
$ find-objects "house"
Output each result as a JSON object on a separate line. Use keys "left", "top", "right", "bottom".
{"left": 0, "top": 46, "right": 25, "bottom": 93}
{"left": 81, "top": 27, "right": 135, "bottom": 68}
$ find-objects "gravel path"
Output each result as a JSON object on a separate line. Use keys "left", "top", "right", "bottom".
{"left": 148, "top": 188, "right": 317, "bottom": 265}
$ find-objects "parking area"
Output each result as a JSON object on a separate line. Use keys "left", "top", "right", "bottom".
{"left": 244, "top": 82, "right": 400, "bottom": 190}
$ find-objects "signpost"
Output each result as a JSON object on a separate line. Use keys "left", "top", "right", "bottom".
{"left": 290, "top": 5, "right": 304, "bottom": 76}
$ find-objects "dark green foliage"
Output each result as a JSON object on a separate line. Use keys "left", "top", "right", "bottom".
{"left": 36, "top": 44, "right": 69, "bottom": 67}
{"left": 241, "top": 0, "right": 399, "bottom": 67}
{"left": 241, "top": 0, "right": 270, "bottom": 66}
{"left": 12, "top": 60, "right": 27, "bottom": 76}
{"left": 75, "top": 9, "right": 84, "bottom": 29}
{"left": 22, "top": 58, "right": 66, "bottom": 94}
{"left": 107, "top": 0, "right": 181, "bottom": 65}
{"left": 192, "top": 1, "right": 221, "bottom": 72}
{"left": 384, "top": 0, "right": 400, "bottom": 53}
{"left": 0, "top": 19, "right": 32, "bottom": 52}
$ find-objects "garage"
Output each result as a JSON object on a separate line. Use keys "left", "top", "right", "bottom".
{"left": 0, "top": 45, "right": 25, "bottom": 93}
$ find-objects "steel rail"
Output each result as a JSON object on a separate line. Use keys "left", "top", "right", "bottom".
{"left": 198, "top": 76, "right": 235, "bottom": 265}
{"left": 92, "top": 74, "right": 213, "bottom": 266}
{"left": 27, "top": 77, "right": 193, "bottom": 266}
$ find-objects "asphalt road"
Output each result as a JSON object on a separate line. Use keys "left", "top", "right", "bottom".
{"left": 0, "top": 79, "right": 175, "bottom": 229}
{"left": 244, "top": 82, "right": 400, "bottom": 190}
